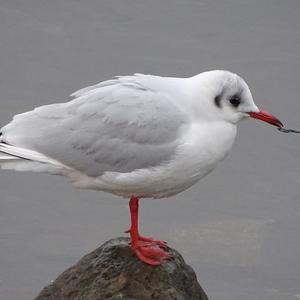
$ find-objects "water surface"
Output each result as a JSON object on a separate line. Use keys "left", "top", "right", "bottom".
{"left": 0, "top": 1, "right": 300, "bottom": 299}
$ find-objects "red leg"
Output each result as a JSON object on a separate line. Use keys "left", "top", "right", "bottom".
{"left": 126, "top": 196, "right": 170, "bottom": 266}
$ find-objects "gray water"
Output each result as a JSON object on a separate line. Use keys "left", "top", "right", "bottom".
{"left": 0, "top": 1, "right": 300, "bottom": 299}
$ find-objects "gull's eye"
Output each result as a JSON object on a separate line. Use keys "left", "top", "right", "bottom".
{"left": 229, "top": 97, "right": 241, "bottom": 108}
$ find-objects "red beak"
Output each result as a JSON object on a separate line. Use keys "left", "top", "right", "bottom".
{"left": 248, "top": 110, "right": 283, "bottom": 128}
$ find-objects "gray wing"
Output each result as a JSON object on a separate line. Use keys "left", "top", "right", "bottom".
{"left": 1, "top": 75, "right": 188, "bottom": 176}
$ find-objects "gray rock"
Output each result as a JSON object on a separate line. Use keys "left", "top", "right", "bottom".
{"left": 34, "top": 237, "right": 209, "bottom": 300}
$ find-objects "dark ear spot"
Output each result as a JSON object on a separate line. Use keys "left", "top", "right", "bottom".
{"left": 214, "top": 94, "right": 222, "bottom": 108}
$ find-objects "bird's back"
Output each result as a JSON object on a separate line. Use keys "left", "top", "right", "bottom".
{"left": 0, "top": 74, "right": 189, "bottom": 178}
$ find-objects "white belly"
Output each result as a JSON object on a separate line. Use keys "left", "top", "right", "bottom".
{"left": 69, "top": 122, "right": 237, "bottom": 198}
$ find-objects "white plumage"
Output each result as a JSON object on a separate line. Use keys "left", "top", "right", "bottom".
{"left": 0, "top": 70, "right": 259, "bottom": 198}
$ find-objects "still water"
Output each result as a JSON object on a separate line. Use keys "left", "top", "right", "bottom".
{"left": 0, "top": 0, "right": 300, "bottom": 299}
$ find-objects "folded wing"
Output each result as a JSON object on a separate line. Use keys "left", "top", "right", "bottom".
{"left": 0, "top": 74, "right": 188, "bottom": 177}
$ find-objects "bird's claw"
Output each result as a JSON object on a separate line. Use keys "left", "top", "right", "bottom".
{"left": 131, "top": 241, "right": 171, "bottom": 266}
{"left": 137, "top": 235, "right": 167, "bottom": 247}
{"left": 125, "top": 229, "right": 167, "bottom": 247}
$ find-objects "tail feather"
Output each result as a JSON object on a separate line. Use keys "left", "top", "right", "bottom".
{"left": 0, "top": 155, "right": 20, "bottom": 161}
{"left": 0, "top": 143, "right": 69, "bottom": 172}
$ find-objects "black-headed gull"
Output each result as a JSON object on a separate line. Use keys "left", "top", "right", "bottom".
{"left": 0, "top": 70, "right": 282, "bottom": 265}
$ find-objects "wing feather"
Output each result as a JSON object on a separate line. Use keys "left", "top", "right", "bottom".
{"left": 1, "top": 75, "right": 188, "bottom": 176}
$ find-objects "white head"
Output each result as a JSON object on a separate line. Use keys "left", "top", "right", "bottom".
{"left": 191, "top": 70, "right": 282, "bottom": 127}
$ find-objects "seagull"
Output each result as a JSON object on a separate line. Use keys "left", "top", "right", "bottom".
{"left": 0, "top": 70, "right": 283, "bottom": 265}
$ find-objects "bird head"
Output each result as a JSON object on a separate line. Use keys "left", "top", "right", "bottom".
{"left": 191, "top": 70, "right": 283, "bottom": 128}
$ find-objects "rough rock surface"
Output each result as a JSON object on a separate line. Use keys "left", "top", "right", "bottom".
{"left": 34, "top": 237, "right": 209, "bottom": 300}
